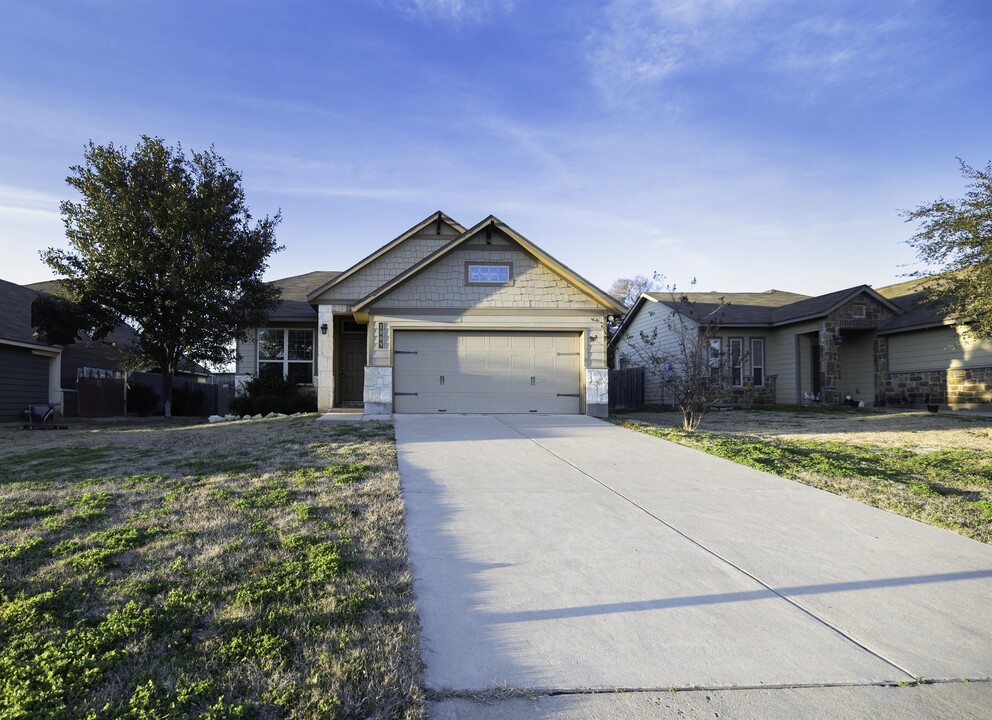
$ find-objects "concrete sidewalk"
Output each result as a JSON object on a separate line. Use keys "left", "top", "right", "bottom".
{"left": 396, "top": 414, "right": 992, "bottom": 718}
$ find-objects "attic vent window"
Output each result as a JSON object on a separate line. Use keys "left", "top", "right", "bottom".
{"left": 466, "top": 262, "right": 512, "bottom": 285}
{"left": 852, "top": 303, "right": 866, "bottom": 318}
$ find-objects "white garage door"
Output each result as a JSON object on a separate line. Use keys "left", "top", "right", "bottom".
{"left": 393, "top": 331, "right": 582, "bottom": 414}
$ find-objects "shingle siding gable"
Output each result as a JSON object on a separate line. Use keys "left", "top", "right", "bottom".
{"left": 315, "top": 231, "right": 454, "bottom": 303}
{"left": 370, "top": 245, "right": 601, "bottom": 310}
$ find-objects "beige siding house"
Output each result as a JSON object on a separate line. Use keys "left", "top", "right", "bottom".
{"left": 236, "top": 212, "right": 625, "bottom": 416}
{"left": 610, "top": 279, "right": 992, "bottom": 410}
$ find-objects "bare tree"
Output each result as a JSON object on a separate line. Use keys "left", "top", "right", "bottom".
{"left": 618, "top": 281, "right": 730, "bottom": 431}
{"left": 608, "top": 274, "right": 660, "bottom": 309}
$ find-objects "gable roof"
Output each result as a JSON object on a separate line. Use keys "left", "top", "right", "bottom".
{"left": 875, "top": 276, "right": 955, "bottom": 334}
{"left": 610, "top": 284, "right": 906, "bottom": 351}
{"left": 0, "top": 279, "right": 56, "bottom": 350}
{"left": 305, "top": 211, "right": 465, "bottom": 302}
{"left": 269, "top": 271, "right": 341, "bottom": 322}
{"left": 350, "top": 215, "right": 627, "bottom": 314}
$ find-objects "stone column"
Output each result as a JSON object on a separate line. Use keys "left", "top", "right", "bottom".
{"left": 364, "top": 366, "right": 393, "bottom": 414}
{"left": 585, "top": 368, "right": 609, "bottom": 417}
{"left": 316, "top": 306, "right": 335, "bottom": 411}
{"left": 873, "top": 335, "right": 889, "bottom": 406}
{"left": 819, "top": 321, "right": 841, "bottom": 405}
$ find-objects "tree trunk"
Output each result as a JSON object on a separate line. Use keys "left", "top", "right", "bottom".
{"left": 162, "top": 362, "right": 174, "bottom": 418}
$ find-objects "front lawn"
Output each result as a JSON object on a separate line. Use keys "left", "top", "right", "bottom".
{"left": 613, "top": 408, "right": 992, "bottom": 544}
{"left": 0, "top": 417, "right": 423, "bottom": 719}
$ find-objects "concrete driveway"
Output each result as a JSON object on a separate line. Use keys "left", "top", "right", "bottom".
{"left": 396, "top": 414, "right": 992, "bottom": 719}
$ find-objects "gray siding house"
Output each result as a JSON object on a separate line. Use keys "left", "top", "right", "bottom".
{"left": 236, "top": 212, "right": 625, "bottom": 416}
{"left": 0, "top": 279, "right": 63, "bottom": 420}
{"left": 610, "top": 279, "right": 992, "bottom": 410}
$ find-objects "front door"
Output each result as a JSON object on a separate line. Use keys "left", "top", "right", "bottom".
{"left": 339, "top": 327, "right": 366, "bottom": 405}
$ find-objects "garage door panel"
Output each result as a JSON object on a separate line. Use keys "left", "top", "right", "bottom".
{"left": 393, "top": 331, "right": 581, "bottom": 414}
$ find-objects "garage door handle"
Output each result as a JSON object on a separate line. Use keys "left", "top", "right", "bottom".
{"left": 557, "top": 393, "right": 580, "bottom": 397}
{"left": 395, "top": 350, "right": 418, "bottom": 354}
{"left": 395, "top": 392, "right": 418, "bottom": 396}
{"left": 531, "top": 376, "right": 535, "bottom": 386}
{"left": 440, "top": 375, "right": 445, "bottom": 385}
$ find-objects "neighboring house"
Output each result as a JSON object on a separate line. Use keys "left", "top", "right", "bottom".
{"left": 236, "top": 212, "right": 626, "bottom": 416}
{"left": 0, "top": 279, "right": 63, "bottom": 420}
{"left": 609, "top": 279, "right": 992, "bottom": 410}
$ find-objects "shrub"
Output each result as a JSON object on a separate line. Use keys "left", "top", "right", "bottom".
{"left": 228, "top": 376, "right": 317, "bottom": 416}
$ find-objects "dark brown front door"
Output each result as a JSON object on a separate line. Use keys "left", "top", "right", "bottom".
{"left": 339, "top": 329, "right": 365, "bottom": 404}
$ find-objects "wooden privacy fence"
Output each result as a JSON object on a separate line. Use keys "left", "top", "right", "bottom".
{"left": 608, "top": 367, "right": 644, "bottom": 411}
{"left": 77, "top": 369, "right": 127, "bottom": 418}
{"left": 75, "top": 368, "right": 234, "bottom": 417}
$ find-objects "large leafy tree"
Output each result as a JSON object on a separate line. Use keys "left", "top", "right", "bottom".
{"left": 43, "top": 136, "right": 282, "bottom": 416}
{"left": 904, "top": 159, "right": 992, "bottom": 338}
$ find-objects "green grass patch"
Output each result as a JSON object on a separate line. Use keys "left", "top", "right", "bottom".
{"left": 0, "top": 417, "right": 422, "bottom": 719}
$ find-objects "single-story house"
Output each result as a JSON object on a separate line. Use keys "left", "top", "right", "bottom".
{"left": 0, "top": 279, "right": 210, "bottom": 420}
{"left": 609, "top": 278, "right": 992, "bottom": 410}
{"left": 236, "top": 212, "right": 626, "bottom": 416}
{"left": 0, "top": 279, "right": 64, "bottom": 420}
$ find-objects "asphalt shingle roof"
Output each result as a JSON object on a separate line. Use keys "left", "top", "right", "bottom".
{"left": 268, "top": 271, "right": 341, "bottom": 321}
{"left": 0, "top": 278, "right": 51, "bottom": 347}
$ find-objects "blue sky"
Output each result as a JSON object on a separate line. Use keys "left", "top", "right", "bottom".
{"left": 1, "top": 0, "right": 990, "bottom": 296}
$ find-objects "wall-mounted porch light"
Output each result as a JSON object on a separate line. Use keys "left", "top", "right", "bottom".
{"left": 320, "top": 323, "right": 328, "bottom": 335}
{"left": 832, "top": 335, "right": 844, "bottom": 345}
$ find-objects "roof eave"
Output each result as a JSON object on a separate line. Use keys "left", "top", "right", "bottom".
{"left": 306, "top": 211, "right": 465, "bottom": 302}
{"left": 354, "top": 215, "right": 626, "bottom": 314}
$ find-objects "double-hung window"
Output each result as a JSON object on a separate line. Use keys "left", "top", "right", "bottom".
{"left": 258, "top": 329, "right": 314, "bottom": 383}
{"left": 708, "top": 337, "right": 722, "bottom": 369}
{"left": 750, "top": 338, "right": 765, "bottom": 387}
{"left": 729, "top": 338, "right": 744, "bottom": 386}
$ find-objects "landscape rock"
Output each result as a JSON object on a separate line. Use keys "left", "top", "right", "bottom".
{"left": 264, "top": 412, "right": 276, "bottom": 418}
{"left": 251, "top": 414, "right": 263, "bottom": 420}
{"left": 207, "top": 415, "right": 224, "bottom": 423}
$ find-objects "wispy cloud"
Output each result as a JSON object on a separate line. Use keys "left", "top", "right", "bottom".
{"left": 0, "top": 186, "right": 62, "bottom": 216}
{"left": 587, "top": 0, "right": 927, "bottom": 106}
{"left": 396, "top": 0, "right": 515, "bottom": 26}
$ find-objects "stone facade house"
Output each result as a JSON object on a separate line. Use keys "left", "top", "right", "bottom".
{"left": 236, "top": 212, "right": 626, "bottom": 416}
{"left": 609, "top": 279, "right": 992, "bottom": 410}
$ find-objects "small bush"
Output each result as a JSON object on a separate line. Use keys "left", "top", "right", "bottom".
{"left": 229, "top": 376, "right": 317, "bottom": 416}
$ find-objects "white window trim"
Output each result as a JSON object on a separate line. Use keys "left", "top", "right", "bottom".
{"left": 729, "top": 337, "right": 744, "bottom": 387}
{"left": 257, "top": 328, "right": 315, "bottom": 382}
{"left": 750, "top": 337, "right": 765, "bottom": 387}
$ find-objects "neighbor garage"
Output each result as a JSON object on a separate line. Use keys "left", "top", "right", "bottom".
{"left": 392, "top": 331, "right": 582, "bottom": 414}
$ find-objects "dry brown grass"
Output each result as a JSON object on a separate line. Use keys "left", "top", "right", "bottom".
{"left": 0, "top": 416, "right": 425, "bottom": 719}
{"left": 614, "top": 407, "right": 992, "bottom": 543}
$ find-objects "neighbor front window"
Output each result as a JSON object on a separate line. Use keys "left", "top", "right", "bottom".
{"left": 708, "top": 337, "right": 722, "bottom": 369}
{"left": 729, "top": 337, "right": 744, "bottom": 386}
{"left": 257, "top": 329, "right": 314, "bottom": 383}
{"left": 750, "top": 338, "right": 765, "bottom": 387}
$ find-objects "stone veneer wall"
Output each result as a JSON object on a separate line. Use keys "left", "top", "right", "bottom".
{"left": 819, "top": 296, "right": 894, "bottom": 405}
{"left": 585, "top": 368, "right": 608, "bottom": 417}
{"left": 720, "top": 375, "right": 777, "bottom": 406}
{"left": 880, "top": 367, "right": 992, "bottom": 407}
{"left": 948, "top": 368, "right": 992, "bottom": 405}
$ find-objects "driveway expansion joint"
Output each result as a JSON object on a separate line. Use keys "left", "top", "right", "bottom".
{"left": 426, "top": 677, "right": 992, "bottom": 702}
{"left": 491, "top": 415, "right": 920, "bottom": 683}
